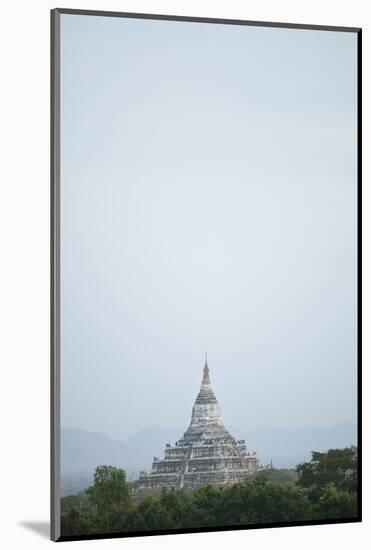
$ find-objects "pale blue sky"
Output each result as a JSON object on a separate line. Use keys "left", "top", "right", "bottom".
{"left": 60, "top": 14, "right": 357, "bottom": 440}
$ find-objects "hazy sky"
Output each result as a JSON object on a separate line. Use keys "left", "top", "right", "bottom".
{"left": 60, "top": 14, "right": 357, "bottom": 441}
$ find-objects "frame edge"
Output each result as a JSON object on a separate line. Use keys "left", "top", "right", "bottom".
{"left": 51, "top": 7, "right": 61, "bottom": 543}
{"left": 53, "top": 7, "right": 361, "bottom": 33}
{"left": 49, "top": 9, "right": 362, "bottom": 542}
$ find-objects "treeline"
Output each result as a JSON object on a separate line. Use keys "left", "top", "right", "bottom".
{"left": 61, "top": 446, "right": 358, "bottom": 537}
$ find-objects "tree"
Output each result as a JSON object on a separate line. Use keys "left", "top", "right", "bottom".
{"left": 61, "top": 507, "right": 99, "bottom": 537}
{"left": 60, "top": 446, "right": 359, "bottom": 537}
{"left": 125, "top": 495, "right": 172, "bottom": 531}
{"left": 257, "top": 468, "right": 298, "bottom": 487}
{"left": 159, "top": 487, "right": 192, "bottom": 528}
{"left": 189, "top": 484, "right": 224, "bottom": 527}
{"left": 313, "top": 485, "right": 357, "bottom": 520}
{"left": 296, "top": 447, "right": 358, "bottom": 501}
{"left": 224, "top": 476, "right": 311, "bottom": 524}
{"left": 86, "top": 465, "right": 132, "bottom": 532}
{"left": 61, "top": 491, "right": 89, "bottom": 513}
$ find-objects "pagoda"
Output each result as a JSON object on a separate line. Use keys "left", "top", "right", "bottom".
{"left": 136, "top": 355, "right": 259, "bottom": 491}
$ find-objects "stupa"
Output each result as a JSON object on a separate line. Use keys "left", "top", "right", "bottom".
{"left": 136, "top": 354, "right": 259, "bottom": 490}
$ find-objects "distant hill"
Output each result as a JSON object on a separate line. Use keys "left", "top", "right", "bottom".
{"left": 61, "top": 425, "right": 182, "bottom": 495}
{"left": 61, "top": 422, "right": 356, "bottom": 496}
{"left": 233, "top": 422, "right": 357, "bottom": 469}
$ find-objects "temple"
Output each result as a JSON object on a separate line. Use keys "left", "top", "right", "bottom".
{"left": 135, "top": 355, "right": 260, "bottom": 491}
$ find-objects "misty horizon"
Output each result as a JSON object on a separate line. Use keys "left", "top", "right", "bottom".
{"left": 61, "top": 357, "right": 356, "bottom": 442}
{"left": 62, "top": 421, "right": 357, "bottom": 447}
{"left": 60, "top": 15, "right": 357, "bottom": 443}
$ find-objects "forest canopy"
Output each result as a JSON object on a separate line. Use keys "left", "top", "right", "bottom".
{"left": 61, "top": 446, "right": 358, "bottom": 538}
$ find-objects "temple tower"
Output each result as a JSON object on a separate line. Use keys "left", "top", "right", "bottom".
{"left": 136, "top": 356, "right": 260, "bottom": 491}
{"left": 182, "top": 353, "right": 227, "bottom": 441}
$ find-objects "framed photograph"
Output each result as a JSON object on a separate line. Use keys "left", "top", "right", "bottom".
{"left": 51, "top": 8, "right": 361, "bottom": 542}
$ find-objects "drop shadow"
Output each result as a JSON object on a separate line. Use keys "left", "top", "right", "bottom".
{"left": 18, "top": 521, "right": 50, "bottom": 539}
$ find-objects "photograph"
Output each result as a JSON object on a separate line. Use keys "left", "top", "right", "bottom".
{"left": 52, "top": 9, "right": 360, "bottom": 541}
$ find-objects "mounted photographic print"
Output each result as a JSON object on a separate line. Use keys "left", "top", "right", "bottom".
{"left": 51, "top": 8, "right": 361, "bottom": 542}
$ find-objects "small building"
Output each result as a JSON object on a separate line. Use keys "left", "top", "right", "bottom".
{"left": 135, "top": 355, "right": 260, "bottom": 491}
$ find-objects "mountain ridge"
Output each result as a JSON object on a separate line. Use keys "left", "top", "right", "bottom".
{"left": 61, "top": 422, "right": 356, "bottom": 496}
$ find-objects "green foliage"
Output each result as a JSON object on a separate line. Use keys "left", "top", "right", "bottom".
{"left": 159, "top": 488, "right": 192, "bottom": 527}
{"left": 61, "top": 507, "right": 100, "bottom": 537}
{"left": 313, "top": 485, "right": 358, "bottom": 519}
{"left": 61, "top": 447, "right": 358, "bottom": 537}
{"left": 86, "top": 465, "right": 131, "bottom": 513}
{"left": 61, "top": 491, "right": 88, "bottom": 513}
{"left": 126, "top": 495, "right": 172, "bottom": 531}
{"left": 257, "top": 468, "right": 298, "bottom": 487}
{"left": 296, "top": 447, "right": 358, "bottom": 502}
{"left": 190, "top": 485, "right": 224, "bottom": 527}
{"left": 215, "top": 475, "right": 311, "bottom": 525}
{"left": 62, "top": 465, "right": 133, "bottom": 535}
{"left": 61, "top": 495, "right": 82, "bottom": 514}
{"left": 125, "top": 488, "right": 192, "bottom": 531}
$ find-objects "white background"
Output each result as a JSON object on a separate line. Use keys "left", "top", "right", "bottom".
{"left": 0, "top": 0, "right": 368, "bottom": 548}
